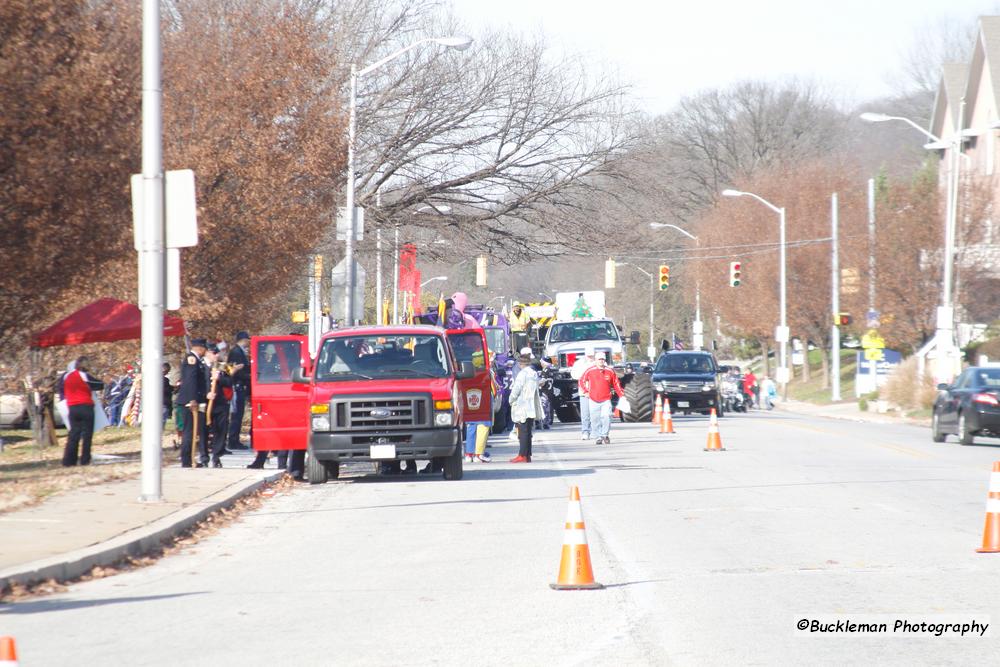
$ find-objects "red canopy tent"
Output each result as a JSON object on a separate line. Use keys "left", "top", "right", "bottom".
{"left": 30, "top": 298, "right": 186, "bottom": 348}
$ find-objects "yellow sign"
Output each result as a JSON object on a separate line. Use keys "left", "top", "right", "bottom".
{"left": 864, "top": 348, "right": 885, "bottom": 361}
{"left": 861, "top": 329, "right": 885, "bottom": 349}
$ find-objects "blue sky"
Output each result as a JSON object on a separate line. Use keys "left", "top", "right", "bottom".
{"left": 452, "top": 0, "right": 998, "bottom": 112}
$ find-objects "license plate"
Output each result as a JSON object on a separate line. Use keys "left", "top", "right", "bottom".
{"left": 369, "top": 444, "right": 396, "bottom": 459}
{"left": 677, "top": 401, "right": 689, "bottom": 408}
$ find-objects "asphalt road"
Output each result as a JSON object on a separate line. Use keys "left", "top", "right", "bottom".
{"left": 3, "top": 409, "right": 1000, "bottom": 666}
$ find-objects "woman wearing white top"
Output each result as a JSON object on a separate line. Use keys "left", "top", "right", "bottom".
{"left": 508, "top": 353, "right": 543, "bottom": 463}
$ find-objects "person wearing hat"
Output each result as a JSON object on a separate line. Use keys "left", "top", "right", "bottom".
{"left": 177, "top": 338, "right": 210, "bottom": 467}
{"left": 508, "top": 352, "right": 543, "bottom": 463}
{"left": 510, "top": 302, "right": 530, "bottom": 333}
{"left": 570, "top": 347, "right": 597, "bottom": 439}
{"left": 580, "top": 352, "right": 624, "bottom": 444}
{"left": 204, "top": 344, "right": 233, "bottom": 468}
{"left": 226, "top": 331, "right": 251, "bottom": 451}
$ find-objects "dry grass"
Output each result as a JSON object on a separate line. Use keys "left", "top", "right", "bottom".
{"left": 883, "top": 356, "right": 937, "bottom": 411}
{"left": 0, "top": 425, "right": 180, "bottom": 514}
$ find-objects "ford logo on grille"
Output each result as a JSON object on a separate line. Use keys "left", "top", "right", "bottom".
{"left": 370, "top": 408, "right": 392, "bottom": 418}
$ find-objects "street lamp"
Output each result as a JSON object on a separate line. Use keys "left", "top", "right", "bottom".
{"left": 344, "top": 37, "right": 473, "bottom": 325}
{"left": 615, "top": 262, "right": 656, "bottom": 360}
{"left": 537, "top": 291, "right": 553, "bottom": 300}
{"left": 421, "top": 275, "right": 448, "bottom": 288}
{"left": 649, "top": 223, "right": 702, "bottom": 350}
{"left": 859, "top": 110, "right": 963, "bottom": 382}
{"left": 721, "top": 189, "right": 789, "bottom": 391}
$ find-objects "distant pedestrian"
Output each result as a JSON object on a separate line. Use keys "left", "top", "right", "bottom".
{"left": 580, "top": 352, "right": 624, "bottom": 445}
{"left": 177, "top": 338, "right": 209, "bottom": 467}
{"left": 742, "top": 369, "right": 758, "bottom": 409}
{"left": 61, "top": 356, "right": 105, "bottom": 466}
{"left": 226, "top": 331, "right": 251, "bottom": 451}
{"left": 762, "top": 375, "right": 777, "bottom": 410}
{"left": 204, "top": 345, "right": 233, "bottom": 468}
{"left": 570, "top": 347, "right": 596, "bottom": 439}
{"left": 509, "top": 302, "right": 531, "bottom": 333}
{"left": 162, "top": 362, "right": 173, "bottom": 428}
{"left": 508, "top": 353, "right": 543, "bottom": 463}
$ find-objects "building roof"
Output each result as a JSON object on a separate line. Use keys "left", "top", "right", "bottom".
{"left": 930, "top": 63, "right": 970, "bottom": 138}
{"left": 962, "top": 16, "right": 1000, "bottom": 130}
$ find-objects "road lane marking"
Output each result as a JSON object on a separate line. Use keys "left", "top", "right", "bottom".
{"left": 769, "top": 419, "right": 932, "bottom": 459}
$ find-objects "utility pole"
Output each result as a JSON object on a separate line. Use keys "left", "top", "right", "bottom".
{"left": 867, "top": 178, "right": 876, "bottom": 316}
{"left": 139, "top": 0, "right": 164, "bottom": 502}
{"left": 831, "top": 193, "right": 841, "bottom": 402}
{"left": 343, "top": 65, "right": 358, "bottom": 325}
{"left": 375, "top": 188, "right": 382, "bottom": 325}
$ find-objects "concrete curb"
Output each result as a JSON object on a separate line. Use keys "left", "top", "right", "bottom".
{"left": 0, "top": 471, "right": 285, "bottom": 592}
{"left": 775, "top": 402, "right": 930, "bottom": 427}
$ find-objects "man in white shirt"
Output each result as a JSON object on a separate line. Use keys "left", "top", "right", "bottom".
{"left": 570, "top": 347, "right": 596, "bottom": 439}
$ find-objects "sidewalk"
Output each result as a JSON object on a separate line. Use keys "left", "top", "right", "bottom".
{"left": 0, "top": 463, "right": 283, "bottom": 593}
{"left": 775, "top": 398, "right": 930, "bottom": 427}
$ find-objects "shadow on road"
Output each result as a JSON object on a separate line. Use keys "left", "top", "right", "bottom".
{"left": 0, "top": 592, "right": 204, "bottom": 615}
{"left": 338, "top": 466, "right": 596, "bottom": 484}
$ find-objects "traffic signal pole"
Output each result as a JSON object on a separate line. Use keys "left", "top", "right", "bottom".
{"left": 831, "top": 193, "right": 841, "bottom": 402}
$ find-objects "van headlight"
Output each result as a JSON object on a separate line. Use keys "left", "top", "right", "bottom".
{"left": 311, "top": 415, "right": 331, "bottom": 431}
{"left": 435, "top": 412, "right": 454, "bottom": 426}
{"left": 703, "top": 381, "right": 717, "bottom": 391}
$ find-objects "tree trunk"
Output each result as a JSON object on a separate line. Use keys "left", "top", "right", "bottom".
{"left": 801, "top": 343, "right": 811, "bottom": 382}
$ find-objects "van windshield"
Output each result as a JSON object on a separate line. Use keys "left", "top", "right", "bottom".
{"left": 314, "top": 334, "right": 450, "bottom": 381}
{"left": 548, "top": 321, "right": 619, "bottom": 343}
{"left": 483, "top": 327, "right": 506, "bottom": 355}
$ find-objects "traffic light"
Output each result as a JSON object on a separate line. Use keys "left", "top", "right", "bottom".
{"left": 729, "top": 261, "right": 741, "bottom": 286}
{"left": 835, "top": 312, "right": 852, "bottom": 326}
{"left": 658, "top": 265, "right": 670, "bottom": 290}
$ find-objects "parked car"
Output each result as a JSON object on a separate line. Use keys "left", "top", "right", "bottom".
{"left": 0, "top": 394, "right": 29, "bottom": 428}
{"left": 931, "top": 366, "right": 1000, "bottom": 445}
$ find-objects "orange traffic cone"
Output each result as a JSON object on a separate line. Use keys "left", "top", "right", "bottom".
{"left": 704, "top": 408, "right": 725, "bottom": 451}
{"left": 550, "top": 486, "right": 604, "bottom": 590}
{"left": 0, "top": 636, "right": 17, "bottom": 666}
{"left": 652, "top": 394, "right": 662, "bottom": 426}
{"left": 660, "top": 398, "right": 675, "bottom": 434}
{"left": 977, "top": 461, "right": 1000, "bottom": 553}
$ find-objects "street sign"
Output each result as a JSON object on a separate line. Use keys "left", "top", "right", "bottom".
{"left": 866, "top": 309, "right": 880, "bottom": 328}
{"left": 336, "top": 206, "right": 365, "bottom": 241}
{"left": 840, "top": 267, "right": 860, "bottom": 294}
{"left": 330, "top": 258, "right": 366, "bottom": 324}
{"left": 130, "top": 170, "right": 199, "bottom": 250}
{"left": 860, "top": 329, "right": 885, "bottom": 349}
{"left": 775, "top": 325, "right": 790, "bottom": 343}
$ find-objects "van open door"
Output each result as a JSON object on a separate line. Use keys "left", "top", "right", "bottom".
{"left": 447, "top": 329, "right": 493, "bottom": 425}
{"left": 250, "top": 335, "right": 310, "bottom": 452}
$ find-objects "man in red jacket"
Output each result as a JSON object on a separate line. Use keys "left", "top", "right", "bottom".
{"left": 580, "top": 352, "right": 624, "bottom": 445}
{"left": 61, "top": 356, "right": 105, "bottom": 466}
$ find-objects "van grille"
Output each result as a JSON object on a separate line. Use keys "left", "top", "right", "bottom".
{"left": 330, "top": 394, "right": 430, "bottom": 431}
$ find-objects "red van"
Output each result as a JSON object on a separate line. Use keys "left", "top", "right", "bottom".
{"left": 250, "top": 325, "right": 491, "bottom": 483}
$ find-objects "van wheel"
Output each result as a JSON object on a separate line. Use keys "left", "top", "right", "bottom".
{"left": 307, "top": 450, "right": 327, "bottom": 484}
{"left": 443, "top": 446, "right": 464, "bottom": 480}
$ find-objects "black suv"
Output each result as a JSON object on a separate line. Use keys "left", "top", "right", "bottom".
{"left": 652, "top": 351, "right": 724, "bottom": 417}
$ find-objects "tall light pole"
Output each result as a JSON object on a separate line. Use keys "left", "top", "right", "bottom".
{"left": 649, "top": 223, "right": 702, "bottom": 349}
{"left": 721, "top": 190, "right": 788, "bottom": 393}
{"left": 344, "top": 36, "right": 472, "bottom": 325}
{"left": 614, "top": 262, "right": 655, "bottom": 360}
{"left": 139, "top": 0, "right": 165, "bottom": 501}
{"left": 859, "top": 110, "right": 978, "bottom": 383}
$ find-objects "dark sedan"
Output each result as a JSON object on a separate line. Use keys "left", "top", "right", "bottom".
{"left": 931, "top": 366, "right": 1000, "bottom": 445}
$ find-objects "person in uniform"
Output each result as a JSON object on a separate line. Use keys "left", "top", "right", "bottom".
{"left": 226, "top": 331, "right": 251, "bottom": 450}
{"left": 177, "top": 338, "right": 209, "bottom": 467}
{"left": 204, "top": 344, "right": 233, "bottom": 468}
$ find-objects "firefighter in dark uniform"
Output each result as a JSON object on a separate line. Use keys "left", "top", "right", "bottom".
{"left": 177, "top": 337, "right": 209, "bottom": 467}
{"left": 204, "top": 344, "right": 233, "bottom": 468}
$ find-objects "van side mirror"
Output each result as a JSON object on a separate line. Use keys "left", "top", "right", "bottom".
{"left": 455, "top": 361, "right": 476, "bottom": 380}
{"left": 292, "top": 367, "right": 310, "bottom": 384}
{"left": 629, "top": 330, "right": 641, "bottom": 345}
{"left": 936, "top": 383, "right": 949, "bottom": 391}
